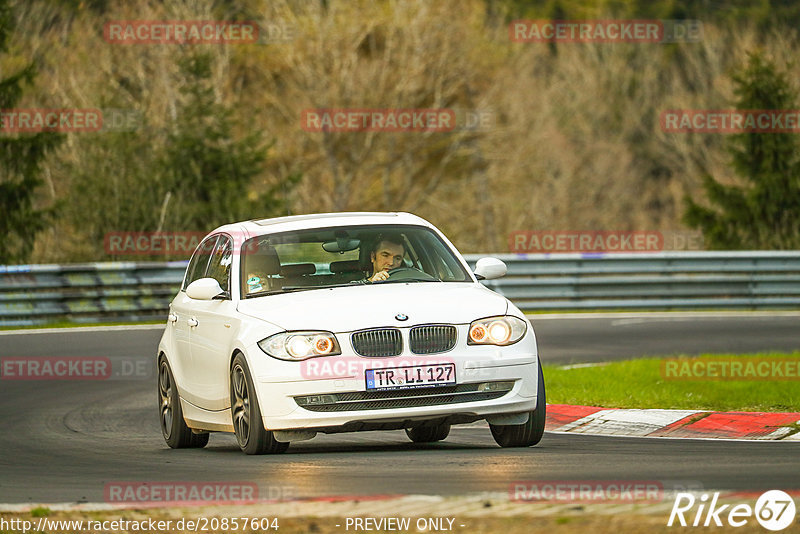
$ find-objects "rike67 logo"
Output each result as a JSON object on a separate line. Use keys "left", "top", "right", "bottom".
{"left": 668, "top": 490, "right": 796, "bottom": 531}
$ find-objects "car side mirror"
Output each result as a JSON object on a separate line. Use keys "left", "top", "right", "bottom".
{"left": 186, "top": 278, "right": 225, "bottom": 300}
{"left": 473, "top": 257, "right": 507, "bottom": 280}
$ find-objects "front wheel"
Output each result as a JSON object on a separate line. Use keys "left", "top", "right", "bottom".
{"left": 158, "top": 356, "right": 208, "bottom": 449}
{"left": 489, "top": 360, "right": 546, "bottom": 448}
{"left": 230, "top": 353, "right": 289, "bottom": 455}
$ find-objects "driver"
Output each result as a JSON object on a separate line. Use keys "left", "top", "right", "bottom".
{"left": 366, "top": 234, "right": 406, "bottom": 282}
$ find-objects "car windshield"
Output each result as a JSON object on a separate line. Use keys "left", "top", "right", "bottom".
{"left": 240, "top": 224, "right": 471, "bottom": 298}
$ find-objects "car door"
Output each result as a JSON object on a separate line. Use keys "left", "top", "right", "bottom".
{"left": 186, "top": 234, "right": 238, "bottom": 411}
{"left": 169, "top": 235, "right": 218, "bottom": 396}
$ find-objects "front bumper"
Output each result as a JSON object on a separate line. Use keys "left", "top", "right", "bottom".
{"left": 256, "top": 356, "right": 540, "bottom": 432}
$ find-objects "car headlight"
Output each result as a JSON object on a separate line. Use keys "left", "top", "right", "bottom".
{"left": 468, "top": 316, "right": 527, "bottom": 346}
{"left": 258, "top": 331, "right": 341, "bottom": 361}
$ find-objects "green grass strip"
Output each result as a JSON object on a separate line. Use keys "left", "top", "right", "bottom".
{"left": 544, "top": 351, "right": 800, "bottom": 412}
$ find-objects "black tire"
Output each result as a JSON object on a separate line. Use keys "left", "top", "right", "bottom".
{"left": 158, "top": 356, "right": 209, "bottom": 449}
{"left": 489, "top": 360, "right": 546, "bottom": 448}
{"left": 405, "top": 422, "right": 451, "bottom": 443}
{"left": 230, "top": 353, "right": 289, "bottom": 455}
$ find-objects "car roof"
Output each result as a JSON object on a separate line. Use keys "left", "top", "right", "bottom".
{"left": 210, "top": 212, "right": 436, "bottom": 241}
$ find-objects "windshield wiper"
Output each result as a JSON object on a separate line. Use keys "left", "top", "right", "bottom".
{"left": 244, "top": 287, "right": 316, "bottom": 298}
{"left": 282, "top": 284, "right": 354, "bottom": 290}
{"left": 246, "top": 284, "right": 355, "bottom": 298}
{"left": 378, "top": 278, "right": 440, "bottom": 284}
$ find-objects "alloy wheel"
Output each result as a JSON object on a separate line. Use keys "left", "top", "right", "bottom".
{"left": 159, "top": 361, "right": 174, "bottom": 438}
{"left": 232, "top": 364, "right": 250, "bottom": 446}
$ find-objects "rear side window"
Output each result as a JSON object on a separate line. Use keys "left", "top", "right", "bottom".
{"left": 182, "top": 236, "right": 218, "bottom": 290}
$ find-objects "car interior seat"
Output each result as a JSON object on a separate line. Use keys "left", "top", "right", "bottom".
{"left": 243, "top": 243, "right": 281, "bottom": 294}
{"left": 280, "top": 263, "right": 316, "bottom": 287}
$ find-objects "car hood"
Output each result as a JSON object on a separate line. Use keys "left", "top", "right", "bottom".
{"left": 237, "top": 282, "right": 508, "bottom": 332}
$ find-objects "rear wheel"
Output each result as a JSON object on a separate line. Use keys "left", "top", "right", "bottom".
{"left": 158, "top": 357, "right": 209, "bottom": 449}
{"left": 405, "top": 422, "right": 451, "bottom": 443}
{"left": 230, "top": 353, "right": 289, "bottom": 455}
{"left": 490, "top": 360, "right": 546, "bottom": 448}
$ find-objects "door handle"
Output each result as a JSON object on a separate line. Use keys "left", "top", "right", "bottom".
{"left": 187, "top": 317, "right": 199, "bottom": 327}
{"left": 168, "top": 313, "right": 178, "bottom": 324}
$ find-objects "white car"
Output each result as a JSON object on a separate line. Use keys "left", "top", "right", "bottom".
{"left": 158, "top": 212, "right": 545, "bottom": 454}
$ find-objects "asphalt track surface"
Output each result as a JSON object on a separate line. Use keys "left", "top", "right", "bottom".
{"left": 1, "top": 313, "right": 798, "bottom": 504}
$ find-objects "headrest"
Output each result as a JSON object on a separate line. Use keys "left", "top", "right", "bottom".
{"left": 330, "top": 260, "right": 362, "bottom": 273}
{"left": 245, "top": 244, "right": 281, "bottom": 275}
{"left": 281, "top": 263, "right": 316, "bottom": 277}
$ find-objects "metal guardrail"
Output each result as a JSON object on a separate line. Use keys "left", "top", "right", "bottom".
{"left": 470, "top": 252, "right": 800, "bottom": 311}
{"left": 1, "top": 252, "right": 799, "bottom": 326}
{"left": 0, "top": 262, "right": 186, "bottom": 326}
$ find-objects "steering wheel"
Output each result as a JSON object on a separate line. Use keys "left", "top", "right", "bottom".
{"left": 384, "top": 266, "right": 437, "bottom": 282}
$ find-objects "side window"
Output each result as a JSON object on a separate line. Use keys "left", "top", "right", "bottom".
{"left": 182, "top": 236, "right": 218, "bottom": 290}
{"left": 412, "top": 233, "right": 467, "bottom": 281}
{"left": 425, "top": 237, "right": 468, "bottom": 281}
{"left": 207, "top": 236, "right": 233, "bottom": 296}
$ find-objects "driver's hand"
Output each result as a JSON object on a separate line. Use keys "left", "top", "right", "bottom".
{"left": 369, "top": 270, "right": 390, "bottom": 282}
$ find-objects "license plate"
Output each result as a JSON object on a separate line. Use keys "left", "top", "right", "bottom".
{"left": 365, "top": 363, "right": 456, "bottom": 390}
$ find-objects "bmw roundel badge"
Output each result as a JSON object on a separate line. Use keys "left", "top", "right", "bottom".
{"left": 395, "top": 313, "right": 408, "bottom": 321}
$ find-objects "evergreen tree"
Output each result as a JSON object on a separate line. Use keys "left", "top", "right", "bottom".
{"left": 0, "top": 0, "right": 62, "bottom": 263}
{"left": 162, "top": 52, "right": 290, "bottom": 231}
{"left": 684, "top": 53, "right": 800, "bottom": 249}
